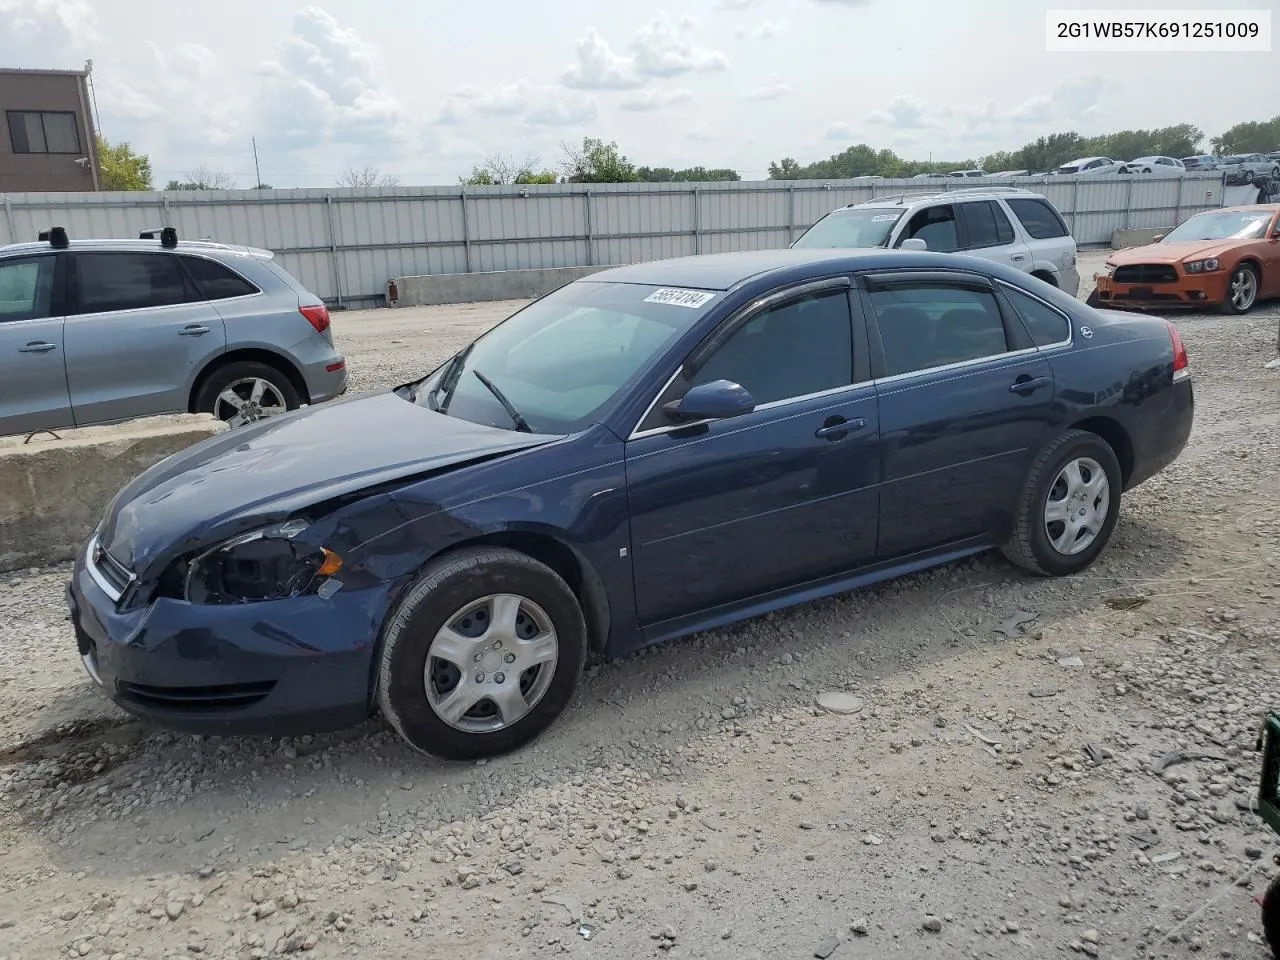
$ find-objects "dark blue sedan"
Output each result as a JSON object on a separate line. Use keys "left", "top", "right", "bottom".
{"left": 68, "top": 248, "right": 1193, "bottom": 760}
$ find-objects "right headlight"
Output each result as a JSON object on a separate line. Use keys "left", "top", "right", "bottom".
{"left": 183, "top": 519, "right": 343, "bottom": 605}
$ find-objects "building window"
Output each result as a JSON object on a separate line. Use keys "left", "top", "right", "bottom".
{"left": 7, "top": 111, "right": 82, "bottom": 155}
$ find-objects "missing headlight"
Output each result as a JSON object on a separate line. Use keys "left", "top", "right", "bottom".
{"left": 183, "top": 521, "right": 343, "bottom": 604}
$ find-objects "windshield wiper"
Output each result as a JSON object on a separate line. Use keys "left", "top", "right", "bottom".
{"left": 473, "top": 370, "right": 533, "bottom": 433}
{"left": 421, "top": 344, "right": 474, "bottom": 412}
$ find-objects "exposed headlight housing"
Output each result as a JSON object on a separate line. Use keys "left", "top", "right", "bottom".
{"left": 1104, "top": 261, "right": 1116, "bottom": 276}
{"left": 1184, "top": 258, "right": 1221, "bottom": 273}
{"left": 183, "top": 519, "right": 343, "bottom": 604}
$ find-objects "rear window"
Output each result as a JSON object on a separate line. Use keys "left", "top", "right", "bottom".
{"left": 1005, "top": 198, "right": 1070, "bottom": 240}
{"left": 180, "top": 256, "right": 259, "bottom": 300}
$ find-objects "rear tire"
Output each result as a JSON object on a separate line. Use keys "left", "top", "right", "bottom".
{"left": 1221, "top": 263, "right": 1259, "bottom": 315}
{"left": 194, "top": 360, "right": 300, "bottom": 425}
{"left": 1001, "top": 430, "right": 1123, "bottom": 577}
{"left": 1263, "top": 873, "right": 1280, "bottom": 959}
{"left": 376, "top": 547, "right": 587, "bottom": 762}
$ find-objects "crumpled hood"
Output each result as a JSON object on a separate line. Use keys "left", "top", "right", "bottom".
{"left": 1109, "top": 240, "right": 1242, "bottom": 265}
{"left": 98, "top": 391, "right": 554, "bottom": 573}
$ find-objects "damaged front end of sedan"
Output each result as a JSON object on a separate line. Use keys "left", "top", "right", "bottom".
{"left": 175, "top": 518, "right": 346, "bottom": 606}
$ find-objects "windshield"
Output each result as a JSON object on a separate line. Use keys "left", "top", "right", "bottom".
{"left": 1162, "top": 210, "right": 1272, "bottom": 242}
{"left": 1223, "top": 155, "right": 1248, "bottom": 163}
{"left": 406, "top": 281, "right": 709, "bottom": 433}
{"left": 792, "top": 208, "right": 903, "bottom": 249}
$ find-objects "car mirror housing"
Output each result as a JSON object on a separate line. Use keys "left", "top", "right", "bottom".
{"left": 664, "top": 380, "right": 756, "bottom": 423}
{"left": 900, "top": 238, "right": 928, "bottom": 251}
{"left": 1152, "top": 234, "right": 1165, "bottom": 242}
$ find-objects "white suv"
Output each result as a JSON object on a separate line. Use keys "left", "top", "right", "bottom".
{"left": 792, "top": 188, "right": 1081, "bottom": 297}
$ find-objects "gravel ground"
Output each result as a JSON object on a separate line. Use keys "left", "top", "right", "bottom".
{"left": 3, "top": 250, "right": 1280, "bottom": 960}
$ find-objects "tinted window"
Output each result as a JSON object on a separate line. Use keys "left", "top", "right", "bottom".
{"left": 869, "top": 283, "right": 1008, "bottom": 376}
{"left": 1001, "top": 285, "right": 1070, "bottom": 346}
{"left": 963, "top": 201, "right": 1014, "bottom": 249}
{"left": 74, "top": 253, "right": 192, "bottom": 314}
{"left": 6, "top": 111, "right": 80, "bottom": 154}
{"left": 0, "top": 256, "right": 56, "bottom": 322}
{"left": 689, "top": 290, "right": 853, "bottom": 405}
{"left": 181, "top": 256, "right": 259, "bottom": 300}
{"left": 900, "top": 205, "right": 959, "bottom": 252}
{"left": 1006, "top": 198, "right": 1069, "bottom": 240}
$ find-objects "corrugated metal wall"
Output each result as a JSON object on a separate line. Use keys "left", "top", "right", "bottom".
{"left": 0, "top": 173, "right": 1226, "bottom": 307}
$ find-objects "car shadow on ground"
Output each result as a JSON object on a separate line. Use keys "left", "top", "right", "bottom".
{"left": 1, "top": 510, "right": 1193, "bottom": 882}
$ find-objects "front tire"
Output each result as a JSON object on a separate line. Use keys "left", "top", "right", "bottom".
{"left": 1222, "top": 263, "right": 1259, "bottom": 315}
{"left": 1001, "top": 430, "right": 1123, "bottom": 577}
{"left": 376, "top": 547, "right": 587, "bottom": 762}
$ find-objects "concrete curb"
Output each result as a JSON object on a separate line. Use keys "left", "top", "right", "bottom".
{"left": 0, "top": 414, "right": 227, "bottom": 572}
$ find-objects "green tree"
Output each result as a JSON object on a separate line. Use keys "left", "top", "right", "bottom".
{"left": 1211, "top": 115, "right": 1280, "bottom": 154}
{"left": 636, "top": 166, "right": 741, "bottom": 182}
{"left": 96, "top": 136, "right": 152, "bottom": 191}
{"left": 460, "top": 153, "right": 559, "bottom": 185}
{"left": 560, "top": 138, "right": 638, "bottom": 183}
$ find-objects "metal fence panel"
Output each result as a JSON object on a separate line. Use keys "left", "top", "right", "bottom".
{"left": 0, "top": 173, "right": 1227, "bottom": 306}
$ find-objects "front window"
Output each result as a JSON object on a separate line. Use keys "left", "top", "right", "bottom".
{"left": 1162, "top": 210, "right": 1271, "bottom": 242}
{"left": 792, "top": 208, "right": 903, "bottom": 249}
{"left": 408, "top": 281, "right": 708, "bottom": 433}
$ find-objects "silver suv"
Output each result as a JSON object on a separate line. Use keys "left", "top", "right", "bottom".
{"left": 0, "top": 227, "right": 348, "bottom": 437}
{"left": 793, "top": 188, "right": 1081, "bottom": 297}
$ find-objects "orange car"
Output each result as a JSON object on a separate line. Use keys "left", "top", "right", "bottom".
{"left": 1089, "top": 204, "right": 1280, "bottom": 314}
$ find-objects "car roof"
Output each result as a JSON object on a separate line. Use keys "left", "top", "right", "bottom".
{"left": 0, "top": 238, "right": 273, "bottom": 259}
{"left": 1194, "top": 203, "right": 1280, "bottom": 214}
{"left": 588, "top": 248, "right": 1002, "bottom": 292}
{"left": 839, "top": 187, "right": 1045, "bottom": 210}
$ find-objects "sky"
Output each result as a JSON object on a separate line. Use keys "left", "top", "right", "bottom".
{"left": 1, "top": 0, "right": 1275, "bottom": 188}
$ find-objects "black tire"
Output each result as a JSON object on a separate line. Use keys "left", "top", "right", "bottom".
{"left": 1221, "top": 263, "right": 1260, "bottom": 316}
{"left": 193, "top": 360, "right": 301, "bottom": 423}
{"left": 1263, "top": 873, "right": 1280, "bottom": 959}
{"left": 1085, "top": 290, "right": 1101, "bottom": 308}
{"left": 376, "top": 547, "right": 587, "bottom": 762}
{"left": 1001, "top": 429, "right": 1123, "bottom": 577}
{"left": 1032, "top": 271, "right": 1058, "bottom": 289}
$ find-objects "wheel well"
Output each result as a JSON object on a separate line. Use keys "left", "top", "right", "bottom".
{"left": 1070, "top": 416, "right": 1134, "bottom": 487}
{"left": 189, "top": 348, "right": 310, "bottom": 412}
{"left": 1238, "top": 256, "right": 1263, "bottom": 279}
{"left": 450, "top": 532, "right": 612, "bottom": 655}
{"left": 1031, "top": 270, "right": 1058, "bottom": 287}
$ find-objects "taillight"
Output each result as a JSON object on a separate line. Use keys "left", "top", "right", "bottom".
{"left": 300, "top": 304, "right": 330, "bottom": 334}
{"left": 1167, "top": 320, "right": 1189, "bottom": 381}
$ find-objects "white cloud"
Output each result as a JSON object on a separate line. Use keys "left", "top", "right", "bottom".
{"left": 438, "top": 80, "right": 596, "bottom": 128}
{"left": 684, "top": 127, "right": 716, "bottom": 142}
{"left": 866, "top": 94, "right": 929, "bottom": 129}
{"left": 0, "top": 0, "right": 98, "bottom": 62}
{"left": 257, "top": 7, "right": 415, "bottom": 152}
{"left": 824, "top": 121, "right": 859, "bottom": 141}
{"left": 562, "top": 28, "right": 644, "bottom": 90}
{"left": 1012, "top": 75, "right": 1107, "bottom": 124}
{"left": 735, "top": 20, "right": 783, "bottom": 39}
{"left": 632, "top": 14, "right": 729, "bottom": 78}
{"left": 716, "top": 0, "right": 756, "bottom": 7}
{"left": 620, "top": 88, "right": 695, "bottom": 112}
{"left": 747, "top": 74, "right": 792, "bottom": 100}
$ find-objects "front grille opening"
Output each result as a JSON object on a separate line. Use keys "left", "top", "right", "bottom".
{"left": 1113, "top": 264, "right": 1179, "bottom": 284}
{"left": 118, "top": 680, "right": 275, "bottom": 711}
{"left": 94, "top": 547, "right": 133, "bottom": 594}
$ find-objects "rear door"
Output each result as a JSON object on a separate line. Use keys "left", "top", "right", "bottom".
{"left": 64, "top": 250, "right": 227, "bottom": 426}
{"left": 860, "top": 270, "right": 1056, "bottom": 559}
{"left": 625, "top": 278, "right": 881, "bottom": 626}
{"left": 958, "top": 200, "right": 1032, "bottom": 273}
{"left": 0, "top": 253, "right": 73, "bottom": 435}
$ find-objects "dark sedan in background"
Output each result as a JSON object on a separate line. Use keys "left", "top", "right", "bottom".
{"left": 69, "top": 248, "right": 1194, "bottom": 761}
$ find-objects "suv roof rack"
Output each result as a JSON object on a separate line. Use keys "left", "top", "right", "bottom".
{"left": 139, "top": 226, "right": 179, "bottom": 247}
{"left": 38, "top": 226, "right": 69, "bottom": 248}
{"left": 941, "top": 186, "right": 1036, "bottom": 196}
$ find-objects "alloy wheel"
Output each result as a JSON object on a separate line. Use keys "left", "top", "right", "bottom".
{"left": 215, "top": 377, "right": 289, "bottom": 426}
{"left": 1230, "top": 268, "right": 1258, "bottom": 313}
{"left": 1044, "top": 457, "right": 1110, "bottom": 556}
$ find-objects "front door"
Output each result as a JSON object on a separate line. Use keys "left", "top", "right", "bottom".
{"left": 625, "top": 280, "right": 881, "bottom": 625}
{"left": 0, "top": 253, "right": 73, "bottom": 436}
{"left": 860, "top": 270, "right": 1055, "bottom": 559}
{"left": 64, "top": 251, "right": 227, "bottom": 426}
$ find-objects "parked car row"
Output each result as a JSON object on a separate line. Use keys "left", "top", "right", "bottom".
{"left": 904, "top": 153, "right": 1280, "bottom": 183}
{"left": 0, "top": 226, "right": 347, "bottom": 438}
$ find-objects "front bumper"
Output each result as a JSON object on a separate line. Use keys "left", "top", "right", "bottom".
{"left": 67, "top": 543, "right": 391, "bottom": 737}
{"left": 1092, "top": 271, "right": 1230, "bottom": 309}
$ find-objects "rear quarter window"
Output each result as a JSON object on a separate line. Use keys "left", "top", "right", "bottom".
{"left": 1001, "top": 284, "right": 1070, "bottom": 347}
{"left": 1005, "top": 198, "right": 1070, "bottom": 240}
{"left": 180, "top": 256, "right": 260, "bottom": 300}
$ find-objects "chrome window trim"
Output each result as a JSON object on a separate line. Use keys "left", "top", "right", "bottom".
{"left": 627, "top": 276, "right": 854, "bottom": 440}
{"left": 85, "top": 535, "right": 131, "bottom": 603}
{"left": 993, "top": 279, "right": 1074, "bottom": 350}
{"left": 872, "top": 345, "right": 1041, "bottom": 391}
{"left": 629, "top": 381, "right": 870, "bottom": 442}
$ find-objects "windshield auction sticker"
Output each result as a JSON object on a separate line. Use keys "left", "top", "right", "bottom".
{"left": 644, "top": 288, "right": 717, "bottom": 308}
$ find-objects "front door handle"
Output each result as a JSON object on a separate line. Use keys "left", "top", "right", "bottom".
{"left": 815, "top": 417, "right": 866, "bottom": 440}
{"left": 18, "top": 341, "right": 56, "bottom": 353}
{"left": 1009, "top": 375, "right": 1052, "bottom": 395}
{"left": 1011, "top": 254, "right": 1027, "bottom": 262}
{"left": 179, "top": 325, "right": 210, "bottom": 336}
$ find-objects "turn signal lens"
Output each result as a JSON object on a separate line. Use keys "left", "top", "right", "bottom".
{"left": 317, "top": 549, "right": 343, "bottom": 577}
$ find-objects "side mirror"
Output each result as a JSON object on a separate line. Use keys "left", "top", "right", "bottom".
{"left": 900, "top": 237, "right": 928, "bottom": 251}
{"left": 663, "top": 380, "right": 756, "bottom": 423}
{"left": 1152, "top": 234, "right": 1165, "bottom": 242}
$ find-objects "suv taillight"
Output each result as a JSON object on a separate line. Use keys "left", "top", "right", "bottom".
{"left": 1168, "top": 320, "right": 1189, "bottom": 380}
{"left": 300, "top": 304, "right": 330, "bottom": 334}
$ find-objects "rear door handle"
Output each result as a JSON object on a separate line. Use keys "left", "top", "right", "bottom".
{"left": 815, "top": 417, "right": 867, "bottom": 440}
{"left": 1009, "top": 376, "right": 1052, "bottom": 394}
{"left": 179, "top": 325, "right": 210, "bottom": 336}
{"left": 18, "top": 341, "right": 56, "bottom": 353}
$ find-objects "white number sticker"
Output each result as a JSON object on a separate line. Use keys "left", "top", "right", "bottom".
{"left": 871, "top": 214, "right": 898, "bottom": 222}
{"left": 644, "top": 288, "right": 716, "bottom": 309}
